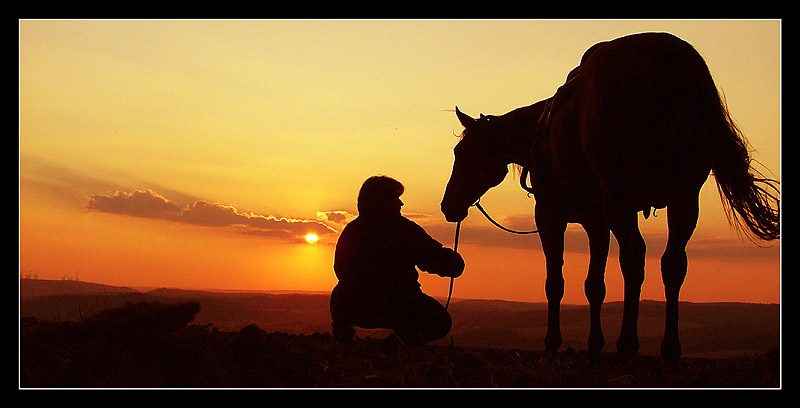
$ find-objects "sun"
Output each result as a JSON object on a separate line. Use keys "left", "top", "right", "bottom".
{"left": 304, "top": 233, "right": 319, "bottom": 244}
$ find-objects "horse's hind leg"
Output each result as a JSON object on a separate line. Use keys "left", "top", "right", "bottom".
{"left": 660, "top": 196, "right": 699, "bottom": 365}
{"left": 584, "top": 223, "right": 610, "bottom": 357}
{"left": 606, "top": 206, "right": 646, "bottom": 358}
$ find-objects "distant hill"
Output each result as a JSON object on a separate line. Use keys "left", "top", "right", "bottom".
{"left": 19, "top": 278, "right": 138, "bottom": 301}
{"left": 19, "top": 279, "right": 780, "bottom": 358}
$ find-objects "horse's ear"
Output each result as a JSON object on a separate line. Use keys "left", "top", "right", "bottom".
{"left": 455, "top": 106, "right": 475, "bottom": 128}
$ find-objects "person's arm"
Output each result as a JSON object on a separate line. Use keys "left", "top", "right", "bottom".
{"left": 408, "top": 221, "right": 464, "bottom": 278}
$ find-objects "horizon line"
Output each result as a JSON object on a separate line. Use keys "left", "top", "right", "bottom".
{"left": 19, "top": 277, "right": 781, "bottom": 306}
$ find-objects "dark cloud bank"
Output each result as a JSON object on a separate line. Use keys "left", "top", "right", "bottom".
{"left": 87, "top": 189, "right": 339, "bottom": 242}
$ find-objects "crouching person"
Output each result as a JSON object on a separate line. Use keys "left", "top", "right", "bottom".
{"left": 330, "top": 176, "right": 464, "bottom": 354}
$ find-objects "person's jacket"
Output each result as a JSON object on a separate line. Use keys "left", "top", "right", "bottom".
{"left": 333, "top": 213, "right": 464, "bottom": 295}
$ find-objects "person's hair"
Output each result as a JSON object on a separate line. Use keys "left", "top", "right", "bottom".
{"left": 357, "top": 176, "right": 404, "bottom": 215}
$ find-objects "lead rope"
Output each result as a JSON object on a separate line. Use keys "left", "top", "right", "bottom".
{"left": 445, "top": 220, "right": 461, "bottom": 310}
{"left": 474, "top": 199, "right": 539, "bottom": 235}
{"left": 444, "top": 199, "right": 538, "bottom": 310}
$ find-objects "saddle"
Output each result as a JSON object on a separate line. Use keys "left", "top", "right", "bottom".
{"left": 535, "top": 65, "right": 582, "bottom": 138}
{"left": 535, "top": 38, "right": 608, "bottom": 137}
{"left": 520, "top": 67, "right": 584, "bottom": 196}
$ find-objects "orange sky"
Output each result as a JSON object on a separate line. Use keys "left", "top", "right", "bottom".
{"left": 19, "top": 19, "right": 780, "bottom": 305}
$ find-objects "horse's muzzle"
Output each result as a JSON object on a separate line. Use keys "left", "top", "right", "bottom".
{"left": 441, "top": 201, "right": 468, "bottom": 223}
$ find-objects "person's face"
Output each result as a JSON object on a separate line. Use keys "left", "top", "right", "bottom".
{"left": 392, "top": 196, "right": 403, "bottom": 214}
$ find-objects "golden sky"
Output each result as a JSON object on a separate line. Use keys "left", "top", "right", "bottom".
{"left": 19, "top": 20, "right": 780, "bottom": 304}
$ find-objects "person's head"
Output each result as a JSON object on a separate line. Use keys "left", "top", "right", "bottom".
{"left": 357, "top": 176, "right": 404, "bottom": 216}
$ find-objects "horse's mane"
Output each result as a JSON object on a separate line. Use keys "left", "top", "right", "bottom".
{"left": 452, "top": 103, "right": 547, "bottom": 195}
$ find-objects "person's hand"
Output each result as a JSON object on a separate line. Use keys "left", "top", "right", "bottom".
{"left": 441, "top": 251, "right": 464, "bottom": 278}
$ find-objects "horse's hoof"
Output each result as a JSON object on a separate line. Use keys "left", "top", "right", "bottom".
{"left": 616, "top": 335, "right": 639, "bottom": 358}
{"left": 588, "top": 334, "right": 605, "bottom": 356}
{"left": 541, "top": 350, "right": 559, "bottom": 365}
{"left": 660, "top": 338, "right": 682, "bottom": 367}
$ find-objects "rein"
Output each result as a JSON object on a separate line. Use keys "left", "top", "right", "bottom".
{"left": 445, "top": 199, "right": 539, "bottom": 310}
{"left": 474, "top": 199, "right": 539, "bottom": 235}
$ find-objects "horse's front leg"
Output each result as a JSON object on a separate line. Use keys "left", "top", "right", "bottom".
{"left": 536, "top": 207, "right": 568, "bottom": 357}
{"left": 583, "top": 222, "right": 610, "bottom": 357}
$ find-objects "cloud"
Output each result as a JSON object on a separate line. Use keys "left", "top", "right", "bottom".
{"left": 87, "top": 189, "right": 338, "bottom": 241}
{"left": 316, "top": 210, "right": 357, "bottom": 229}
{"left": 86, "top": 190, "right": 181, "bottom": 221}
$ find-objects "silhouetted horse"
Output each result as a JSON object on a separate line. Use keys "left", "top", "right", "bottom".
{"left": 440, "top": 32, "right": 780, "bottom": 364}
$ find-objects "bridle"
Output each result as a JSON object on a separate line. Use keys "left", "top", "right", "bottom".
{"left": 444, "top": 198, "right": 539, "bottom": 310}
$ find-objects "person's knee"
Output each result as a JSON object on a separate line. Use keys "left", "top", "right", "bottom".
{"left": 329, "top": 284, "right": 346, "bottom": 320}
{"left": 428, "top": 308, "right": 452, "bottom": 341}
{"left": 438, "top": 313, "right": 453, "bottom": 339}
{"left": 399, "top": 300, "right": 452, "bottom": 345}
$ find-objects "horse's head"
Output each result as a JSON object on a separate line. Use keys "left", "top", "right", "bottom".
{"left": 441, "top": 107, "right": 510, "bottom": 223}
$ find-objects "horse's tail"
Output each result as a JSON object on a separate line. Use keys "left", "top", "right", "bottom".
{"left": 710, "top": 92, "right": 780, "bottom": 242}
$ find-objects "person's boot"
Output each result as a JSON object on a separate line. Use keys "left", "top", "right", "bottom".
{"left": 332, "top": 321, "right": 356, "bottom": 343}
{"left": 379, "top": 332, "right": 406, "bottom": 356}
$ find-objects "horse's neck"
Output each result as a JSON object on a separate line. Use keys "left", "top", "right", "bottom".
{"left": 498, "top": 101, "right": 549, "bottom": 195}
{"left": 502, "top": 102, "right": 547, "bottom": 168}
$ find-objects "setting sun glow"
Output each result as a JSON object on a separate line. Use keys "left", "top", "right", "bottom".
{"left": 19, "top": 20, "right": 779, "bottom": 304}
